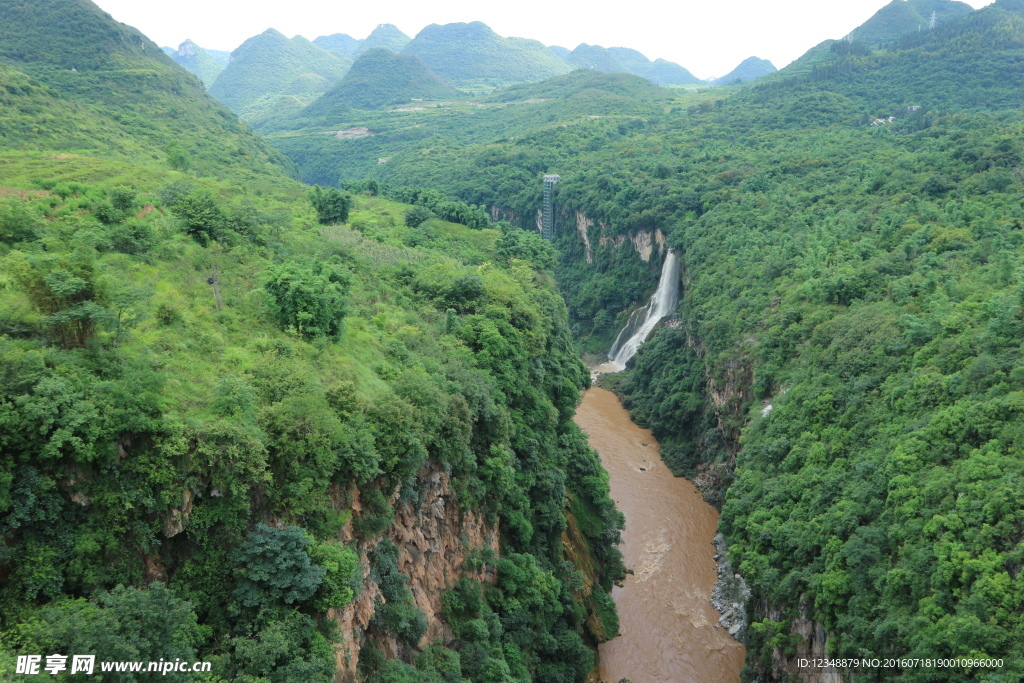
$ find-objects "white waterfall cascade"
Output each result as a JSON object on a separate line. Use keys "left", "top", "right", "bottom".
{"left": 606, "top": 249, "right": 681, "bottom": 368}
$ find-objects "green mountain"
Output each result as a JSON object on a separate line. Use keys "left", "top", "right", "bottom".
{"left": 209, "top": 29, "right": 352, "bottom": 119}
{"left": 0, "top": 0, "right": 284, "bottom": 175}
{"left": 313, "top": 32, "right": 361, "bottom": 57}
{"left": 609, "top": 48, "right": 704, "bottom": 85}
{"left": 313, "top": 25, "right": 411, "bottom": 59}
{"left": 304, "top": 48, "right": 459, "bottom": 112}
{"left": 401, "top": 21, "right": 571, "bottom": 89}
{"left": 565, "top": 44, "right": 704, "bottom": 85}
{"left": 167, "top": 39, "right": 226, "bottom": 87}
{"left": 548, "top": 45, "right": 572, "bottom": 60}
{"left": 565, "top": 43, "right": 621, "bottom": 72}
{"left": 354, "top": 23, "right": 412, "bottom": 57}
{"left": 848, "top": 0, "right": 974, "bottom": 45}
{"left": 266, "top": 70, "right": 671, "bottom": 183}
{"left": 712, "top": 56, "right": 777, "bottom": 84}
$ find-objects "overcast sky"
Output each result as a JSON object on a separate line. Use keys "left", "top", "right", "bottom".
{"left": 92, "top": 0, "right": 996, "bottom": 79}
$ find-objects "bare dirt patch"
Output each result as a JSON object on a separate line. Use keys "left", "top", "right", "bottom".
{"left": 325, "top": 127, "right": 374, "bottom": 140}
{"left": 0, "top": 186, "right": 50, "bottom": 199}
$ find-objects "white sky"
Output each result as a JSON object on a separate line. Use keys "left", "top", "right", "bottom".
{"left": 92, "top": 0, "right": 996, "bottom": 80}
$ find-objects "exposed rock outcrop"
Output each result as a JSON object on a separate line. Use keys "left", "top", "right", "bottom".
{"left": 333, "top": 462, "right": 500, "bottom": 681}
{"left": 576, "top": 212, "right": 594, "bottom": 264}
{"left": 593, "top": 227, "right": 666, "bottom": 262}
{"left": 757, "top": 599, "right": 846, "bottom": 683}
{"left": 710, "top": 533, "right": 750, "bottom": 643}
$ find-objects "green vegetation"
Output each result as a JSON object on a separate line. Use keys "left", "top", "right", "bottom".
{"left": 849, "top": 0, "right": 974, "bottom": 45}
{"left": 167, "top": 40, "right": 227, "bottom": 88}
{"left": 401, "top": 21, "right": 571, "bottom": 90}
{"left": 564, "top": 44, "right": 703, "bottom": 86}
{"left": 209, "top": 29, "right": 351, "bottom": 121}
{"left": 0, "top": 0, "right": 287, "bottom": 178}
{"left": 0, "top": 2, "right": 625, "bottom": 681}
{"left": 711, "top": 56, "right": 776, "bottom": 85}
{"left": 304, "top": 48, "right": 459, "bottom": 113}
{"left": 271, "top": 1, "right": 1024, "bottom": 678}
{"left": 314, "top": 33, "right": 361, "bottom": 57}
{"left": 308, "top": 185, "right": 353, "bottom": 224}
{"left": 0, "top": 144, "right": 621, "bottom": 682}
{"left": 20, "top": 0, "right": 1024, "bottom": 678}
{"left": 264, "top": 70, "right": 671, "bottom": 188}
{"left": 355, "top": 24, "right": 413, "bottom": 58}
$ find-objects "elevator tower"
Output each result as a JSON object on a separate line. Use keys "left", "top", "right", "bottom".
{"left": 542, "top": 174, "right": 560, "bottom": 239}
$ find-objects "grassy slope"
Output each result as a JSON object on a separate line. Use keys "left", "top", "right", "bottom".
{"left": 0, "top": 0, "right": 288, "bottom": 179}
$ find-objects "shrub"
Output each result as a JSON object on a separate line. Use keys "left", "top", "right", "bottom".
{"left": 309, "top": 186, "right": 352, "bottom": 225}
{"left": 404, "top": 205, "right": 435, "bottom": 228}
{"left": 263, "top": 261, "right": 351, "bottom": 340}
{"left": 231, "top": 525, "right": 325, "bottom": 607}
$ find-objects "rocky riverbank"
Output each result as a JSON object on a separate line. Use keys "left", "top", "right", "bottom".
{"left": 711, "top": 533, "right": 751, "bottom": 643}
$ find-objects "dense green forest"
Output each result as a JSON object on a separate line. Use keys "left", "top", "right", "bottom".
{"left": 304, "top": 49, "right": 459, "bottom": 113}
{"left": 0, "top": 1, "right": 626, "bottom": 681}
{"left": 10, "top": 0, "right": 1024, "bottom": 679}
{"left": 396, "top": 22, "right": 571, "bottom": 91}
{"left": 208, "top": 29, "right": 352, "bottom": 122}
{"left": 265, "top": 0, "right": 1024, "bottom": 679}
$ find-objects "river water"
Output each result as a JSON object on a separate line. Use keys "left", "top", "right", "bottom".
{"left": 574, "top": 387, "right": 744, "bottom": 683}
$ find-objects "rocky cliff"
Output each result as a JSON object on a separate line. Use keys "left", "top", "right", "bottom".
{"left": 333, "top": 461, "right": 500, "bottom": 680}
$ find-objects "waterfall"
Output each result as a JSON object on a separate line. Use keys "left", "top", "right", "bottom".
{"left": 607, "top": 250, "right": 680, "bottom": 367}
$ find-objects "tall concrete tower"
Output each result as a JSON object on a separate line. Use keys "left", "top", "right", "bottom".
{"left": 542, "top": 174, "right": 560, "bottom": 239}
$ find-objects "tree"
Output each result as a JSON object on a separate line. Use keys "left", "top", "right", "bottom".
{"left": 6, "top": 584, "right": 204, "bottom": 682}
{"left": 232, "top": 525, "right": 325, "bottom": 607}
{"left": 165, "top": 141, "right": 191, "bottom": 172}
{"left": 404, "top": 205, "right": 434, "bottom": 228}
{"left": 170, "top": 190, "right": 226, "bottom": 244}
{"left": 308, "top": 186, "right": 352, "bottom": 225}
{"left": 263, "top": 260, "right": 351, "bottom": 340}
{"left": 309, "top": 542, "right": 361, "bottom": 611}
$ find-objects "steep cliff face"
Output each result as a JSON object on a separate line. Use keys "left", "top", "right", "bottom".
{"left": 333, "top": 462, "right": 500, "bottom": 681}
{"left": 756, "top": 601, "right": 846, "bottom": 683}
{"left": 591, "top": 224, "right": 666, "bottom": 263}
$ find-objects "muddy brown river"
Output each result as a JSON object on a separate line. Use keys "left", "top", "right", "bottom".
{"left": 574, "top": 387, "right": 744, "bottom": 683}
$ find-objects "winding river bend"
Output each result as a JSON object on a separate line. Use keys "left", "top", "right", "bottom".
{"left": 575, "top": 387, "right": 744, "bottom": 683}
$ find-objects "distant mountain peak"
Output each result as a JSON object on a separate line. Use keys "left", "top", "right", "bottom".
{"left": 211, "top": 28, "right": 351, "bottom": 115}
{"left": 177, "top": 39, "right": 200, "bottom": 57}
{"left": 848, "top": 0, "right": 974, "bottom": 45}
{"left": 712, "top": 56, "right": 777, "bottom": 85}
{"left": 305, "top": 46, "right": 458, "bottom": 113}
{"left": 401, "top": 21, "right": 570, "bottom": 88}
{"left": 562, "top": 43, "right": 702, "bottom": 85}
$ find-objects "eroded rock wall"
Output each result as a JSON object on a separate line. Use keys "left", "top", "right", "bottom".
{"left": 333, "top": 462, "right": 499, "bottom": 681}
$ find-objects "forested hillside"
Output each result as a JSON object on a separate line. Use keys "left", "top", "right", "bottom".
{"left": 304, "top": 49, "right": 459, "bottom": 112}
{"left": 268, "top": 1, "right": 1024, "bottom": 679}
{"left": 165, "top": 40, "right": 228, "bottom": 88}
{"left": 0, "top": 2, "right": 625, "bottom": 682}
{"left": 0, "top": 0, "right": 284, "bottom": 177}
{"left": 209, "top": 29, "right": 352, "bottom": 121}
{"left": 561, "top": 44, "right": 703, "bottom": 86}
{"left": 712, "top": 56, "right": 776, "bottom": 85}
{"left": 849, "top": 0, "right": 974, "bottom": 45}
{"left": 400, "top": 22, "right": 571, "bottom": 90}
